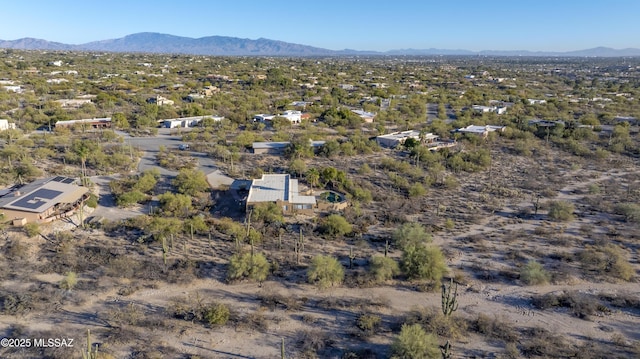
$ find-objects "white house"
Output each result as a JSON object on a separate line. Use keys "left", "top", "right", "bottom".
{"left": 527, "top": 99, "right": 547, "bottom": 105}
{"left": 163, "top": 115, "right": 224, "bottom": 128}
{"left": 453, "top": 125, "right": 505, "bottom": 137}
{"left": 352, "top": 109, "right": 376, "bottom": 123}
{"left": 472, "top": 105, "right": 507, "bottom": 115}
{"left": 281, "top": 110, "right": 302, "bottom": 124}
{"left": 0, "top": 119, "right": 16, "bottom": 131}
{"left": 376, "top": 130, "right": 423, "bottom": 148}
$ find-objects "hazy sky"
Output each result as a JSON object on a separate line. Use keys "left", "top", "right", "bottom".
{"left": 1, "top": 0, "right": 638, "bottom": 52}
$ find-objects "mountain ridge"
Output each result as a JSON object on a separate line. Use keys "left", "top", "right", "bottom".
{"left": 0, "top": 32, "right": 639, "bottom": 57}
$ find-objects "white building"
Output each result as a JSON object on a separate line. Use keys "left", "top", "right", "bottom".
{"left": 281, "top": 110, "right": 302, "bottom": 124}
{"left": 352, "top": 109, "right": 376, "bottom": 123}
{"left": 163, "top": 115, "right": 224, "bottom": 128}
{"left": 376, "top": 130, "right": 423, "bottom": 148}
{"left": 472, "top": 105, "right": 507, "bottom": 115}
{"left": 527, "top": 99, "right": 547, "bottom": 105}
{"left": 246, "top": 174, "right": 316, "bottom": 215}
{"left": 453, "top": 125, "right": 505, "bottom": 137}
{"left": 0, "top": 119, "right": 16, "bottom": 131}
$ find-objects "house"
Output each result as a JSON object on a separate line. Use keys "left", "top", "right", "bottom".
{"left": 352, "top": 109, "right": 376, "bottom": 123}
{"left": 55, "top": 99, "right": 92, "bottom": 108}
{"left": 281, "top": 110, "right": 302, "bottom": 124}
{"left": 527, "top": 99, "right": 547, "bottom": 105}
{"left": 253, "top": 114, "right": 277, "bottom": 122}
{"left": 453, "top": 125, "right": 505, "bottom": 137}
{"left": 252, "top": 140, "right": 325, "bottom": 155}
{"left": 0, "top": 176, "right": 89, "bottom": 225}
{"left": 0, "top": 119, "right": 16, "bottom": 131}
{"left": 163, "top": 115, "right": 224, "bottom": 128}
{"left": 376, "top": 130, "right": 423, "bottom": 148}
{"left": 55, "top": 117, "right": 111, "bottom": 129}
{"left": 472, "top": 105, "right": 507, "bottom": 115}
{"left": 147, "top": 95, "right": 174, "bottom": 106}
{"left": 246, "top": 174, "right": 316, "bottom": 215}
{"left": 528, "top": 119, "right": 565, "bottom": 127}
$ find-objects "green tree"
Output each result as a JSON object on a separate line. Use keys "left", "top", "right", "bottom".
{"left": 227, "top": 252, "right": 270, "bottom": 283}
{"left": 204, "top": 303, "right": 230, "bottom": 326}
{"left": 289, "top": 159, "right": 307, "bottom": 178}
{"left": 391, "top": 324, "right": 440, "bottom": 359}
{"left": 320, "top": 214, "right": 353, "bottom": 239}
{"left": 111, "top": 112, "right": 129, "bottom": 129}
{"left": 307, "top": 255, "right": 345, "bottom": 289}
{"left": 401, "top": 244, "right": 447, "bottom": 283}
{"left": 173, "top": 168, "right": 209, "bottom": 196}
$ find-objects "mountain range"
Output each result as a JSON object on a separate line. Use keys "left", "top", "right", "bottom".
{"left": 1, "top": 32, "right": 639, "bottom": 57}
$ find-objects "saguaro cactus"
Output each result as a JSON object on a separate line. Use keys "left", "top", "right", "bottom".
{"left": 82, "top": 329, "right": 99, "bottom": 359}
{"left": 440, "top": 340, "right": 452, "bottom": 359}
{"left": 441, "top": 278, "right": 458, "bottom": 316}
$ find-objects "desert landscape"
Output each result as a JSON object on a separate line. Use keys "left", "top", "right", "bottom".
{"left": 0, "top": 49, "right": 638, "bottom": 359}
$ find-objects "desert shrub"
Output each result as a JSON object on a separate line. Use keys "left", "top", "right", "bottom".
{"left": 401, "top": 244, "right": 447, "bottom": 283}
{"left": 391, "top": 324, "right": 440, "bottom": 359}
{"left": 533, "top": 291, "right": 601, "bottom": 319}
{"left": 369, "top": 256, "right": 400, "bottom": 283}
{"left": 235, "top": 309, "right": 269, "bottom": 331}
{"left": 86, "top": 193, "right": 99, "bottom": 208}
{"left": 308, "top": 255, "right": 345, "bottom": 289}
{"left": 393, "top": 222, "right": 432, "bottom": 249}
{"left": 520, "top": 260, "right": 550, "bottom": 285}
{"left": 578, "top": 245, "right": 634, "bottom": 281}
{"left": 614, "top": 203, "right": 640, "bottom": 223}
{"left": 547, "top": 201, "right": 575, "bottom": 221}
{"left": 408, "top": 183, "right": 427, "bottom": 197}
{"left": 258, "top": 290, "right": 306, "bottom": 311}
{"left": 59, "top": 271, "right": 77, "bottom": 290}
{"left": 356, "top": 313, "right": 381, "bottom": 335}
{"left": 23, "top": 222, "right": 40, "bottom": 238}
{"left": 470, "top": 314, "right": 519, "bottom": 342}
{"left": 227, "top": 252, "right": 270, "bottom": 283}
{"left": 404, "top": 306, "right": 467, "bottom": 339}
{"left": 297, "top": 329, "right": 333, "bottom": 353}
{"left": 204, "top": 303, "right": 230, "bottom": 326}
{"left": 319, "top": 214, "right": 353, "bottom": 239}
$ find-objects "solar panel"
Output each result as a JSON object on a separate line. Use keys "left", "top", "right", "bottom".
{"left": 52, "top": 176, "right": 66, "bottom": 182}
{"left": 61, "top": 178, "right": 75, "bottom": 184}
{"left": 10, "top": 189, "right": 63, "bottom": 210}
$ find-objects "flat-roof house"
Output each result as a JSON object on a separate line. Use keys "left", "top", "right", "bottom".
{"left": 246, "top": 174, "right": 316, "bottom": 215}
{"left": 376, "top": 130, "right": 423, "bottom": 148}
{"left": 55, "top": 117, "right": 112, "bottom": 129}
{"left": 527, "top": 99, "right": 547, "bottom": 105}
{"left": 147, "top": 95, "right": 174, "bottom": 106}
{"left": 352, "top": 109, "right": 376, "bottom": 123}
{"left": 254, "top": 111, "right": 302, "bottom": 124}
{"left": 0, "top": 176, "right": 89, "bottom": 225}
{"left": 472, "top": 105, "right": 507, "bottom": 115}
{"left": 163, "top": 115, "right": 224, "bottom": 128}
{"left": 453, "top": 125, "right": 505, "bottom": 137}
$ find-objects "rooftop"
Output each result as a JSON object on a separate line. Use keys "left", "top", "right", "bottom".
{"left": 0, "top": 176, "right": 88, "bottom": 213}
{"left": 247, "top": 174, "right": 316, "bottom": 205}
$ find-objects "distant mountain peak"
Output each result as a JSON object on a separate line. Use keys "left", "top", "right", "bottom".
{"left": 0, "top": 33, "right": 638, "bottom": 57}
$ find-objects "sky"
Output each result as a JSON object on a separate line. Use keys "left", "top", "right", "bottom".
{"left": 1, "top": 0, "right": 638, "bottom": 52}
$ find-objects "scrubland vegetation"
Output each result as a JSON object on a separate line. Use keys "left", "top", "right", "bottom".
{"left": 0, "top": 50, "right": 638, "bottom": 358}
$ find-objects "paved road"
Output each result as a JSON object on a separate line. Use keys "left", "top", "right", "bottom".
{"left": 426, "top": 103, "right": 457, "bottom": 124}
{"left": 118, "top": 129, "right": 218, "bottom": 176}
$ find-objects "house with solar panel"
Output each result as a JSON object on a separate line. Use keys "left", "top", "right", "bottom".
{"left": 0, "top": 176, "right": 89, "bottom": 225}
{"left": 246, "top": 174, "right": 316, "bottom": 216}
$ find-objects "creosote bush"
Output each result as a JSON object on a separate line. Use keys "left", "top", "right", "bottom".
{"left": 307, "top": 255, "right": 345, "bottom": 289}
{"left": 547, "top": 201, "right": 575, "bottom": 221}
